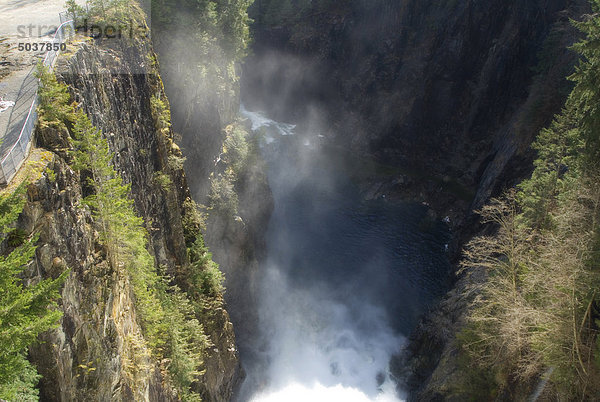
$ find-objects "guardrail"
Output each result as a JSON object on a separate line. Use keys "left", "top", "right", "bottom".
{"left": 0, "top": 19, "right": 74, "bottom": 185}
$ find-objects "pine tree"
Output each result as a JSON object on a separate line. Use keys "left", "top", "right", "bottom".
{"left": 70, "top": 108, "right": 210, "bottom": 399}
{"left": 569, "top": 0, "right": 600, "bottom": 163}
{"left": 71, "top": 108, "right": 141, "bottom": 269}
{"left": 0, "top": 186, "right": 67, "bottom": 400}
{"left": 517, "top": 109, "right": 582, "bottom": 229}
{"left": 36, "top": 64, "right": 74, "bottom": 130}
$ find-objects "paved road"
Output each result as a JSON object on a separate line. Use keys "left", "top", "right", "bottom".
{"left": 0, "top": 0, "right": 66, "bottom": 37}
{"left": 0, "top": 0, "right": 85, "bottom": 164}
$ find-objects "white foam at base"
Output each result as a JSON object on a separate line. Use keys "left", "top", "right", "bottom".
{"left": 250, "top": 381, "right": 404, "bottom": 402}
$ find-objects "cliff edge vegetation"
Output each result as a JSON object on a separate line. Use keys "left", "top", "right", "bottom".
{"left": 150, "top": 0, "right": 273, "bottom": 365}
{"left": 445, "top": 3, "right": 600, "bottom": 399}
{"left": 150, "top": 0, "right": 254, "bottom": 197}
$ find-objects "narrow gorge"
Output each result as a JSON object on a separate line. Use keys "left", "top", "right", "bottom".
{"left": 1, "top": 0, "right": 600, "bottom": 400}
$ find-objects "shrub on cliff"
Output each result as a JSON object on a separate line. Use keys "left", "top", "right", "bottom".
{"left": 187, "top": 236, "right": 225, "bottom": 298}
{"left": 67, "top": 0, "right": 141, "bottom": 28}
{"left": 36, "top": 64, "right": 74, "bottom": 130}
{"left": 209, "top": 174, "right": 239, "bottom": 216}
{"left": 208, "top": 121, "right": 256, "bottom": 218}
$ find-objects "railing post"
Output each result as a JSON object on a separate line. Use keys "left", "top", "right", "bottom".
{"left": 10, "top": 149, "right": 17, "bottom": 178}
{"left": 0, "top": 164, "right": 6, "bottom": 185}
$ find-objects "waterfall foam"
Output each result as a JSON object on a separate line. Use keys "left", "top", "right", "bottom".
{"left": 250, "top": 381, "right": 403, "bottom": 402}
{"left": 238, "top": 105, "right": 406, "bottom": 401}
{"left": 237, "top": 105, "right": 448, "bottom": 402}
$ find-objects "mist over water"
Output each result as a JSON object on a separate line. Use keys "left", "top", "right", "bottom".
{"left": 237, "top": 107, "right": 451, "bottom": 401}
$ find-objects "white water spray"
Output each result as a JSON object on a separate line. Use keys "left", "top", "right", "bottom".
{"left": 240, "top": 106, "right": 406, "bottom": 402}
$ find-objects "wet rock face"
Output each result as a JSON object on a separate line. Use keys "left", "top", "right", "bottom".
{"left": 25, "top": 36, "right": 241, "bottom": 401}
{"left": 244, "top": 0, "right": 587, "bottom": 214}
{"left": 204, "top": 165, "right": 274, "bottom": 366}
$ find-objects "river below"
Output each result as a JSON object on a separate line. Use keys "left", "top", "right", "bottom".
{"left": 236, "top": 106, "right": 451, "bottom": 401}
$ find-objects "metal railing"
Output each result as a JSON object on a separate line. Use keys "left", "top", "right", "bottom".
{"left": 0, "top": 19, "right": 74, "bottom": 185}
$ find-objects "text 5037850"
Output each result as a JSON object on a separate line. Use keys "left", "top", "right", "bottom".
{"left": 18, "top": 42, "right": 66, "bottom": 52}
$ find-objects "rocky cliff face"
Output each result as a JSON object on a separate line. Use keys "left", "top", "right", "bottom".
{"left": 245, "top": 0, "right": 587, "bottom": 222}
{"left": 24, "top": 154, "right": 176, "bottom": 401}
{"left": 201, "top": 154, "right": 273, "bottom": 362}
{"left": 22, "top": 29, "right": 240, "bottom": 401}
{"left": 151, "top": 4, "right": 274, "bottom": 369}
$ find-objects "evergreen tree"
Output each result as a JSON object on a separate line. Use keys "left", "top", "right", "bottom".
{"left": 70, "top": 108, "right": 210, "bottom": 400}
{"left": 569, "top": 0, "right": 600, "bottom": 163}
{"left": 0, "top": 186, "right": 67, "bottom": 400}
{"left": 216, "top": 0, "right": 254, "bottom": 59}
{"left": 36, "top": 64, "right": 74, "bottom": 130}
{"left": 517, "top": 109, "right": 582, "bottom": 229}
{"left": 71, "top": 108, "right": 141, "bottom": 269}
